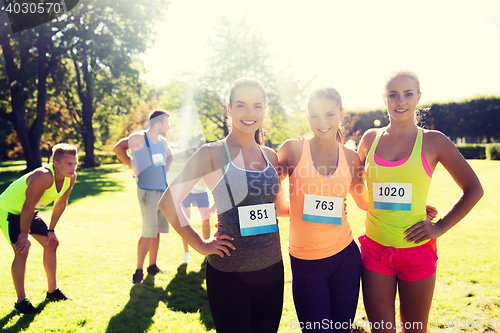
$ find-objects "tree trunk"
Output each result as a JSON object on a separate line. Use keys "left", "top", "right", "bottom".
{"left": 81, "top": 59, "right": 96, "bottom": 167}
{"left": 29, "top": 29, "right": 50, "bottom": 169}
{"left": 0, "top": 30, "right": 40, "bottom": 171}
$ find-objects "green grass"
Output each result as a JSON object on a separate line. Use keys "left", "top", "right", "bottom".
{"left": 0, "top": 160, "right": 499, "bottom": 332}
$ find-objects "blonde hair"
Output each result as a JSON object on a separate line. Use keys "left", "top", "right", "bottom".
{"left": 384, "top": 70, "right": 430, "bottom": 125}
{"left": 52, "top": 144, "right": 78, "bottom": 162}
{"left": 384, "top": 70, "right": 421, "bottom": 95}
{"left": 307, "top": 87, "right": 344, "bottom": 144}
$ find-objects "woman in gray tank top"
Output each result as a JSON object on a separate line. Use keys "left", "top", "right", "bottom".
{"left": 159, "top": 77, "right": 287, "bottom": 333}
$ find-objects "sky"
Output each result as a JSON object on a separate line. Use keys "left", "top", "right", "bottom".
{"left": 141, "top": 0, "right": 500, "bottom": 110}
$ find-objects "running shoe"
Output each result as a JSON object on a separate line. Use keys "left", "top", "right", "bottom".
{"left": 46, "top": 288, "right": 73, "bottom": 301}
{"left": 147, "top": 264, "right": 164, "bottom": 275}
{"left": 132, "top": 269, "right": 143, "bottom": 284}
{"left": 14, "top": 298, "right": 39, "bottom": 314}
{"left": 182, "top": 252, "right": 192, "bottom": 264}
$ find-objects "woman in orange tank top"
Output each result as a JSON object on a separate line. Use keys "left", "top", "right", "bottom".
{"left": 277, "top": 88, "right": 368, "bottom": 332}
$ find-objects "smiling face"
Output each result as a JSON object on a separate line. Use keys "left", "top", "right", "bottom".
{"left": 307, "top": 97, "right": 344, "bottom": 139}
{"left": 384, "top": 75, "right": 422, "bottom": 122}
{"left": 227, "top": 85, "right": 266, "bottom": 136}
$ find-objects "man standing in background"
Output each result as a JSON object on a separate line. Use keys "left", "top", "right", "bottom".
{"left": 114, "top": 109, "right": 173, "bottom": 284}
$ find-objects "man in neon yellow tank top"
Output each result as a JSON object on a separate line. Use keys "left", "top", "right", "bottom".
{"left": 0, "top": 144, "right": 78, "bottom": 314}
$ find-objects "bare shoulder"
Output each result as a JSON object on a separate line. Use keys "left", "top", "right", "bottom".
{"left": 193, "top": 141, "right": 227, "bottom": 171}
{"left": 341, "top": 145, "right": 361, "bottom": 166}
{"left": 160, "top": 137, "right": 173, "bottom": 154}
{"left": 358, "top": 128, "right": 383, "bottom": 161}
{"left": 422, "top": 129, "right": 451, "bottom": 144}
{"left": 360, "top": 128, "right": 382, "bottom": 146}
{"left": 278, "top": 138, "right": 303, "bottom": 157}
{"left": 26, "top": 167, "right": 53, "bottom": 188}
{"left": 422, "top": 129, "right": 458, "bottom": 161}
{"left": 280, "top": 138, "right": 303, "bottom": 150}
{"left": 128, "top": 132, "right": 146, "bottom": 151}
{"left": 261, "top": 145, "right": 278, "bottom": 164}
{"left": 422, "top": 129, "right": 455, "bottom": 150}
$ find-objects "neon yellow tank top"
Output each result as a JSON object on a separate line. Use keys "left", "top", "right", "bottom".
{"left": 0, "top": 164, "right": 71, "bottom": 214}
{"left": 365, "top": 128, "right": 432, "bottom": 248}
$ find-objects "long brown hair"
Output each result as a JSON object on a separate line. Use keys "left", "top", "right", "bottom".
{"left": 227, "top": 77, "right": 266, "bottom": 145}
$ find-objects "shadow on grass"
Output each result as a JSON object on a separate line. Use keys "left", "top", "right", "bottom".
{"left": 0, "top": 169, "right": 25, "bottom": 193}
{"left": 68, "top": 166, "right": 124, "bottom": 204}
{"left": 105, "top": 261, "right": 214, "bottom": 332}
{"left": 105, "top": 274, "right": 162, "bottom": 333}
{"left": 0, "top": 300, "right": 49, "bottom": 333}
{"left": 162, "top": 260, "right": 214, "bottom": 330}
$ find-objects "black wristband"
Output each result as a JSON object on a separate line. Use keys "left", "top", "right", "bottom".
{"left": 48, "top": 229, "right": 55, "bottom": 232}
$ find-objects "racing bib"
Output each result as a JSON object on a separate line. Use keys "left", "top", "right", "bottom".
{"left": 372, "top": 182, "right": 412, "bottom": 211}
{"left": 151, "top": 153, "right": 165, "bottom": 166}
{"left": 238, "top": 203, "right": 278, "bottom": 236}
{"left": 302, "top": 194, "right": 343, "bottom": 225}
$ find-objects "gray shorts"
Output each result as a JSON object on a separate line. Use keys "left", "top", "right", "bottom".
{"left": 137, "top": 187, "right": 169, "bottom": 238}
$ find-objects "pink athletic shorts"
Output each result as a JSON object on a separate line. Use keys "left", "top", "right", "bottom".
{"left": 358, "top": 234, "right": 438, "bottom": 282}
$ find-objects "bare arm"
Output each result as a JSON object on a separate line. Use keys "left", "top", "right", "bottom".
{"left": 50, "top": 172, "right": 77, "bottom": 230}
{"left": 15, "top": 170, "right": 53, "bottom": 252}
{"left": 357, "top": 129, "right": 379, "bottom": 165}
{"left": 162, "top": 138, "right": 174, "bottom": 172}
{"left": 158, "top": 145, "right": 235, "bottom": 257}
{"left": 276, "top": 141, "right": 293, "bottom": 217}
{"left": 405, "top": 132, "right": 483, "bottom": 243}
{"left": 113, "top": 138, "right": 132, "bottom": 168}
{"left": 345, "top": 147, "right": 369, "bottom": 211}
{"left": 263, "top": 146, "right": 288, "bottom": 217}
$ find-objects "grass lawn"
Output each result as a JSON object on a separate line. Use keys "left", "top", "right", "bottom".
{"left": 0, "top": 159, "right": 498, "bottom": 332}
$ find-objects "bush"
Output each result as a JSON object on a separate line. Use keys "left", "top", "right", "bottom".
{"left": 78, "top": 150, "right": 120, "bottom": 166}
{"left": 457, "top": 145, "right": 486, "bottom": 159}
{"left": 486, "top": 144, "right": 500, "bottom": 161}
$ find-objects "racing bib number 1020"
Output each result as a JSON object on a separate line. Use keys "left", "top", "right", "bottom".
{"left": 302, "top": 194, "right": 343, "bottom": 225}
{"left": 238, "top": 203, "right": 278, "bottom": 236}
{"left": 372, "top": 182, "right": 412, "bottom": 211}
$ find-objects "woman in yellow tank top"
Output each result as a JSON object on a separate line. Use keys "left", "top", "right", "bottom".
{"left": 357, "top": 71, "right": 483, "bottom": 333}
{"left": 277, "top": 88, "right": 368, "bottom": 332}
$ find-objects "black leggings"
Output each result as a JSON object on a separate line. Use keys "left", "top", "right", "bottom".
{"left": 206, "top": 260, "right": 284, "bottom": 333}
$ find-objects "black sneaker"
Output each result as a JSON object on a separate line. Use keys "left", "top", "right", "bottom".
{"left": 15, "top": 298, "right": 39, "bottom": 314}
{"left": 132, "top": 269, "right": 143, "bottom": 284}
{"left": 46, "top": 288, "right": 73, "bottom": 301}
{"left": 147, "top": 264, "right": 164, "bottom": 275}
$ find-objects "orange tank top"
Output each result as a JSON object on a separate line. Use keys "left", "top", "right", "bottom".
{"left": 288, "top": 139, "right": 353, "bottom": 260}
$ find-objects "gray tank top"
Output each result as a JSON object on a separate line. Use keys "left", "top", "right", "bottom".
{"left": 207, "top": 141, "right": 282, "bottom": 272}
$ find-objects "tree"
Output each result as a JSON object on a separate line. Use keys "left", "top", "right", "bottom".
{"left": 0, "top": 0, "right": 168, "bottom": 169}
{"left": 195, "top": 17, "right": 310, "bottom": 147}
{"left": 0, "top": 12, "right": 64, "bottom": 170}
{"left": 55, "top": 0, "right": 168, "bottom": 167}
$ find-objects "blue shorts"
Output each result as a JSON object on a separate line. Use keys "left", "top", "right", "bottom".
{"left": 182, "top": 192, "right": 209, "bottom": 208}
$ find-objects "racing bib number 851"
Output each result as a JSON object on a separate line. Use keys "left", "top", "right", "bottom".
{"left": 238, "top": 203, "right": 278, "bottom": 236}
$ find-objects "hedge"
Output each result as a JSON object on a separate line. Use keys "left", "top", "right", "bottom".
{"left": 486, "top": 144, "right": 500, "bottom": 160}
{"left": 457, "top": 145, "right": 486, "bottom": 159}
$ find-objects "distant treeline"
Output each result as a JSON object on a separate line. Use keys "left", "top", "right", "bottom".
{"left": 342, "top": 96, "right": 500, "bottom": 144}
